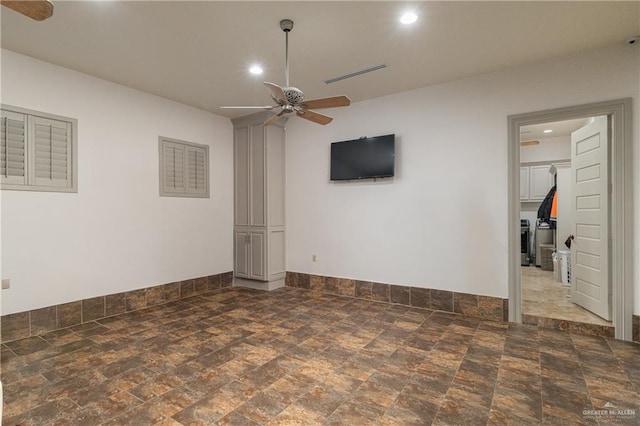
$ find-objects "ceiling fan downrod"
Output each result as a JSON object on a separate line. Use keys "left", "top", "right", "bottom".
{"left": 280, "top": 19, "right": 294, "bottom": 87}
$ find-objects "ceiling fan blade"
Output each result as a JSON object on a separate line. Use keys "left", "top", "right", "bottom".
{"left": 263, "top": 112, "right": 285, "bottom": 127}
{"left": 1, "top": 0, "right": 53, "bottom": 21}
{"left": 264, "top": 82, "right": 288, "bottom": 105}
{"left": 300, "top": 96, "right": 351, "bottom": 110}
{"left": 220, "top": 106, "right": 276, "bottom": 110}
{"left": 296, "top": 109, "right": 333, "bottom": 125}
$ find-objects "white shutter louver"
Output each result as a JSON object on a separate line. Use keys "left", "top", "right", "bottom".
{"left": 33, "top": 116, "right": 72, "bottom": 188}
{"left": 159, "top": 137, "right": 208, "bottom": 198}
{"left": 186, "top": 146, "right": 207, "bottom": 194}
{"left": 1, "top": 111, "right": 27, "bottom": 185}
{"left": 162, "top": 141, "right": 186, "bottom": 193}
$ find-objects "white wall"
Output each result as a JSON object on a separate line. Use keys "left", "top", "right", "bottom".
{"left": 520, "top": 136, "right": 570, "bottom": 164}
{"left": 0, "top": 50, "right": 234, "bottom": 315}
{"left": 286, "top": 43, "right": 639, "bottom": 302}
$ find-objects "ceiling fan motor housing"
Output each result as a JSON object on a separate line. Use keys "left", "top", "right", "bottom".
{"left": 283, "top": 87, "right": 304, "bottom": 105}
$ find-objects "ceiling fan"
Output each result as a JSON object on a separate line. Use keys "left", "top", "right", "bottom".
{"left": 1, "top": 0, "right": 53, "bottom": 21}
{"left": 221, "top": 19, "right": 351, "bottom": 126}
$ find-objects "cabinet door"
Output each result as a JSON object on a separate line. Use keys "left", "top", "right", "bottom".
{"left": 234, "top": 127, "right": 250, "bottom": 226}
{"left": 250, "top": 125, "right": 266, "bottom": 227}
{"left": 266, "top": 125, "right": 285, "bottom": 227}
{"left": 249, "top": 230, "right": 266, "bottom": 280}
{"left": 234, "top": 230, "right": 250, "bottom": 278}
{"left": 269, "top": 229, "right": 286, "bottom": 278}
{"left": 520, "top": 167, "right": 530, "bottom": 200}
{"left": 529, "top": 165, "right": 553, "bottom": 200}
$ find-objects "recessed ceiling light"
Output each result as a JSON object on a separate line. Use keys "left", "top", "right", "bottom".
{"left": 543, "top": 129, "right": 553, "bottom": 134}
{"left": 400, "top": 12, "right": 418, "bottom": 25}
{"left": 249, "top": 65, "right": 263, "bottom": 75}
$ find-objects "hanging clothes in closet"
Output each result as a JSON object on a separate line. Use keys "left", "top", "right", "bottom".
{"left": 550, "top": 191, "right": 558, "bottom": 228}
{"left": 537, "top": 185, "right": 556, "bottom": 227}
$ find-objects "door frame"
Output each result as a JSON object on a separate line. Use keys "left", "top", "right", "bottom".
{"left": 507, "top": 98, "right": 633, "bottom": 341}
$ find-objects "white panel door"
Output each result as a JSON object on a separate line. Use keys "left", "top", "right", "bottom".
{"left": 571, "top": 116, "right": 610, "bottom": 320}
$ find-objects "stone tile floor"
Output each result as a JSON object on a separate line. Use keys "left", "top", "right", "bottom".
{"left": 2, "top": 287, "right": 639, "bottom": 425}
{"left": 521, "top": 266, "right": 612, "bottom": 326}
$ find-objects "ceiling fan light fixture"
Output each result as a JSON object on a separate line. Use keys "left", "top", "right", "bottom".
{"left": 249, "top": 65, "right": 263, "bottom": 75}
{"left": 400, "top": 12, "right": 418, "bottom": 25}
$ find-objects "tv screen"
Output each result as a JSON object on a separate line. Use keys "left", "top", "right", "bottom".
{"left": 330, "top": 134, "right": 395, "bottom": 181}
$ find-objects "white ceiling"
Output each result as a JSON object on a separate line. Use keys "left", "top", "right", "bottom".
{"left": 1, "top": 1, "right": 639, "bottom": 119}
{"left": 520, "top": 118, "right": 593, "bottom": 141}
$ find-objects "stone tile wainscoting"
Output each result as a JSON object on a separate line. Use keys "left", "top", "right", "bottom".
{"left": 0, "top": 272, "right": 233, "bottom": 344}
{"left": 285, "top": 272, "right": 508, "bottom": 323}
{"left": 522, "top": 314, "right": 614, "bottom": 339}
{"left": 284, "top": 272, "right": 632, "bottom": 340}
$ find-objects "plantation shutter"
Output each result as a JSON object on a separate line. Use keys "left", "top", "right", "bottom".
{"left": 159, "top": 137, "right": 208, "bottom": 198}
{"left": 162, "top": 140, "right": 186, "bottom": 193}
{"left": 1, "top": 110, "right": 27, "bottom": 185}
{"left": 33, "top": 116, "right": 72, "bottom": 188}
{"left": 186, "top": 145, "right": 207, "bottom": 195}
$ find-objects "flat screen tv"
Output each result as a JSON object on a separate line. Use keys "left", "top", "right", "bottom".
{"left": 330, "top": 134, "right": 395, "bottom": 181}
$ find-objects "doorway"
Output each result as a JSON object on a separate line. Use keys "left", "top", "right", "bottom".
{"left": 518, "top": 117, "right": 611, "bottom": 329}
{"left": 507, "top": 99, "right": 633, "bottom": 341}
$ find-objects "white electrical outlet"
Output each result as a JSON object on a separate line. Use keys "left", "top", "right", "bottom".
{"left": 1, "top": 279, "right": 10, "bottom": 290}
{"left": 312, "top": 255, "right": 317, "bottom": 262}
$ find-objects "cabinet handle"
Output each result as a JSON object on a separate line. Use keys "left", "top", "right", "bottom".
{"left": 245, "top": 235, "right": 251, "bottom": 244}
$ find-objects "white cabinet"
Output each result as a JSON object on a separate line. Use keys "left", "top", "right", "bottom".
{"left": 520, "top": 164, "right": 554, "bottom": 202}
{"left": 234, "top": 229, "right": 267, "bottom": 280}
{"left": 529, "top": 165, "right": 554, "bottom": 200}
{"left": 232, "top": 112, "right": 286, "bottom": 286}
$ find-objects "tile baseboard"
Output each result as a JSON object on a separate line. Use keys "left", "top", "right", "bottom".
{"left": 522, "top": 314, "right": 615, "bottom": 339}
{"left": 5, "top": 271, "right": 630, "bottom": 343}
{"left": 285, "top": 271, "right": 508, "bottom": 323}
{"left": 633, "top": 314, "right": 640, "bottom": 343}
{"left": 285, "top": 271, "right": 629, "bottom": 341}
{"left": 0, "top": 271, "right": 233, "bottom": 344}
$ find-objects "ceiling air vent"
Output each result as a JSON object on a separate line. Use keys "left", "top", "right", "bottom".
{"left": 324, "top": 64, "right": 387, "bottom": 84}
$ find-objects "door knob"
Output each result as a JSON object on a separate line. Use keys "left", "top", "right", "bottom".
{"left": 565, "top": 235, "right": 574, "bottom": 249}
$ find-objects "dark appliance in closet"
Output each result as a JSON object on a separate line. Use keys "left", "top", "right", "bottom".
{"left": 521, "top": 219, "right": 530, "bottom": 266}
